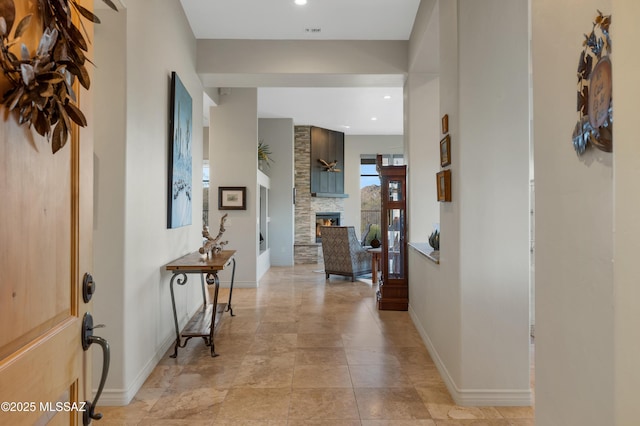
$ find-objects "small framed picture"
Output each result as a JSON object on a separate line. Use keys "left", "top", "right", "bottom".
{"left": 218, "top": 186, "right": 246, "bottom": 210}
{"left": 436, "top": 170, "right": 452, "bottom": 202}
{"left": 440, "top": 134, "right": 451, "bottom": 167}
{"left": 441, "top": 114, "right": 449, "bottom": 134}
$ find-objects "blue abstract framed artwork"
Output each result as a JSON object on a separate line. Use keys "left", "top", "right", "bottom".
{"left": 168, "top": 72, "right": 193, "bottom": 228}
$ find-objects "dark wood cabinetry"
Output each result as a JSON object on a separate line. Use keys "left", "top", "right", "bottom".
{"left": 376, "top": 155, "right": 408, "bottom": 310}
{"left": 310, "top": 126, "right": 345, "bottom": 196}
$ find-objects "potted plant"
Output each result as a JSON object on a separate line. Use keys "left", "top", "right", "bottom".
{"left": 258, "top": 140, "right": 274, "bottom": 169}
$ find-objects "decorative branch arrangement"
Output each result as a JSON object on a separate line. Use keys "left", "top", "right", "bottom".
{"left": 0, "top": 0, "right": 117, "bottom": 153}
{"left": 199, "top": 213, "right": 229, "bottom": 256}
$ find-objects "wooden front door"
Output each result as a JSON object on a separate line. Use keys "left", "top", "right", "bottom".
{"left": 0, "top": 2, "right": 95, "bottom": 424}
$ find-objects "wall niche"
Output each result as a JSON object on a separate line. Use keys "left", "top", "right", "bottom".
{"left": 310, "top": 126, "right": 347, "bottom": 197}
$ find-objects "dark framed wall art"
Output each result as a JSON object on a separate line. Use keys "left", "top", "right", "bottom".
{"left": 440, "top": 134, "right": 451, "bottom": 167}
{"left": 167, "top": 71, "right": 193, "bottom": 228}
{"left": 219, "top": 187, "right": 247, "bottom": 210}
{"left": 436, "top": 169, "right": 452, "bottom": 202}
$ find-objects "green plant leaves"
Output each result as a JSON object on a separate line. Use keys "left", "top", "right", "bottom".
{"left": 258, "top": 141, "right": 274, "bottom": 167}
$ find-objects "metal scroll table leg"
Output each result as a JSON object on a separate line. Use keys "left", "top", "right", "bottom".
{"left": 205, "top": 272, "right": 220, "bottom": 357}
{"left": 169, "top": 272, "right": 189, "bottom": 358}
{"left": 199, "top": 273, "right": 211, "bottom": 346}
{"left": 226, "top": 258, "right": 236, "bottom": 316}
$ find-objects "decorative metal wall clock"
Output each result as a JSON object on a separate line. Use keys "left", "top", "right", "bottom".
{"left": 572, "top": 10, "right": 612, "bottom": 155}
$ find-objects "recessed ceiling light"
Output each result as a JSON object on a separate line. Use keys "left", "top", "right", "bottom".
{"left": 295, "top": 0, "right": 307, "bottom": 5}
{"left": 341, "top": 125, "right": 351, "bottom": 129}
{"left": 383, "top": 95, "right": 391, "bottom": 99}
{"left": 371, "top": 117, "right": 378, "bottom": 121}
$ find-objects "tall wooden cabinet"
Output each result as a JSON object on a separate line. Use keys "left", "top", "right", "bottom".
{"left": 376, "top": 155, "right": 408, "bottom": 310}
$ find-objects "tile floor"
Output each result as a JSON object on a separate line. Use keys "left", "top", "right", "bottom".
{"left": 100, "top": 264, "right": 534, "bottom": 425}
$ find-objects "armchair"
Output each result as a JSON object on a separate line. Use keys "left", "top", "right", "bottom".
{"left": 320, "top": 226, "right": 372, "bottom": 282}
{"left": 360, "top": 223, "right": 372, "bottom": 246}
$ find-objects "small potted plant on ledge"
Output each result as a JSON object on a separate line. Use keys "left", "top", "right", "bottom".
{"left": 428, "top": 229, "right": 440, "bottom": 252}
{"left": 258, "top": 140, "right": 274, "bottom": 171}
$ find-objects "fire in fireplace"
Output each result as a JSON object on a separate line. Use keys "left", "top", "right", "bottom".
{"left": 316, "top": 212, "right": 340, "bottom": 242}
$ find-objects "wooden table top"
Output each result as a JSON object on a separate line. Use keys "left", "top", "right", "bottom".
{"left": 165, "top": 250, "right": 236, "bottom": 272}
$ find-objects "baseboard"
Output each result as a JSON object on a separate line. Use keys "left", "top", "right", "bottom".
{"left": 95, "top": 282, "right": 256, "bottom": 406}
{"left": 94, "top": 296, "right": 208, "bottom": 406}
{"left": 95, "top": 332, "right": 175, "bottom": 406}
{"left": 450, "top": 388, "right": 532, "bottom": 406}
{"left": 408, "top": 306, "right": 533, "bottom": 407}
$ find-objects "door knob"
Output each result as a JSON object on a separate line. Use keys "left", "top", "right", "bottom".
{"left": 82, "top": 273, "right": 96, "bottom": 303}
{"left": 81, "top": 312, "right": 110, "bottom": 425}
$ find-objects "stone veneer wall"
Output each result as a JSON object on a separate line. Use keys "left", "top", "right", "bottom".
{"left": 294, "top": 126, "right": 345, "bottom": 264}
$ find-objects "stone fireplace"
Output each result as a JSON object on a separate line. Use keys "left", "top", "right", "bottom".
{"left": 294, "top": 126, "right": 346, "bottom": 263}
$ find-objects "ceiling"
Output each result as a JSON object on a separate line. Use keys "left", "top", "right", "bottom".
{"left": 180, "top": 0, "right": 420, "bottom": 40}
{"left": 179, "top": 0, "right": 421, "bottom": 135}
{"left": 257, "top": 87, "right": 403, "bottom": 135}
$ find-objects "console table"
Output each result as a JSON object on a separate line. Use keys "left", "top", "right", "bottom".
{"left": 165, "top": 250, "right": 236, "bottom": 358}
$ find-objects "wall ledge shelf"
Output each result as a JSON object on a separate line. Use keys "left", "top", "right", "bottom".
{"left": 409, "top": 242, "right": 439, "bottom": 264}
{"left": 311, "top": 192, "right": 349, "bottom": 198}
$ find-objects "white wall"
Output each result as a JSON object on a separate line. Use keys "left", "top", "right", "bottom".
{"left": 612, "top": 1, "right": 640, "bottom": 423}
{"left": 343, "top": 135, "right": 404, "bottom": 232}
{"left": 197, "top": 40, "right": 408, "bottom": 87}
{"left": 258, "top": 118, "right": 294, "bottom": 266}
{"left": 93, "top": 6, "right": 127, "bottom": 397}
{"left": 408, "top": 0, "right": 438, "bottom": 74}
{"left": 458, "top": 0, "right": 530, "bottom": 395}
{"left": 203, "top": 127, "right": 209, "bottom": 160}
{"left": 406, "top": 73, "right": 440, "bottom": 242}
{"left": 407, "top": 0, "right": 530, "bottom": 406}
{"left": 406, "top": 0, "right": 440, "bottom": 243}
{"left": 93, "top": 0, "right": 204, "bottom": 404}
{"left": 533, "top": 0, "right": 615, "bottom": 424}
{"left": 209, "top": 89, "right": 259, "bottom": 287}
{"left": 409, "top": 0, "right": 462, "bottom": 394}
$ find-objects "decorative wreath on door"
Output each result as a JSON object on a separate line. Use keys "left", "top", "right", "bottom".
{"left": 572, "top": 10, "right": 612, "bottom": 156}
{"left": 0, "top": 0, "right": 117, "bottom": 153}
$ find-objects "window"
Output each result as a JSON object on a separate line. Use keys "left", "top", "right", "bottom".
{"left": 203, "top": 160, "right": 210, "bottom": 225}
{"left": 360, "top": 157, "right": 381, "bottom": 244}
{"left": 360, "top": 155, "right": 403, "bottom": 244}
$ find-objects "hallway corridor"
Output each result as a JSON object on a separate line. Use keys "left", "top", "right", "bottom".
{"left": 101, "top": 264, "right": 533, "bottom": 425}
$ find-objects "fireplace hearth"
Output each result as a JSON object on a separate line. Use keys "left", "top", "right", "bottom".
{"left": 316, "top": 212, "right": 340, "bottom": 242}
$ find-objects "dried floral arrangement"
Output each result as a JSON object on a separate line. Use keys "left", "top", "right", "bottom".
{"left": 0, "top": 0, "right": 117, "bottom": 153}
{"left": 572, "top": 10, "right": 612, "bottom": 155}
